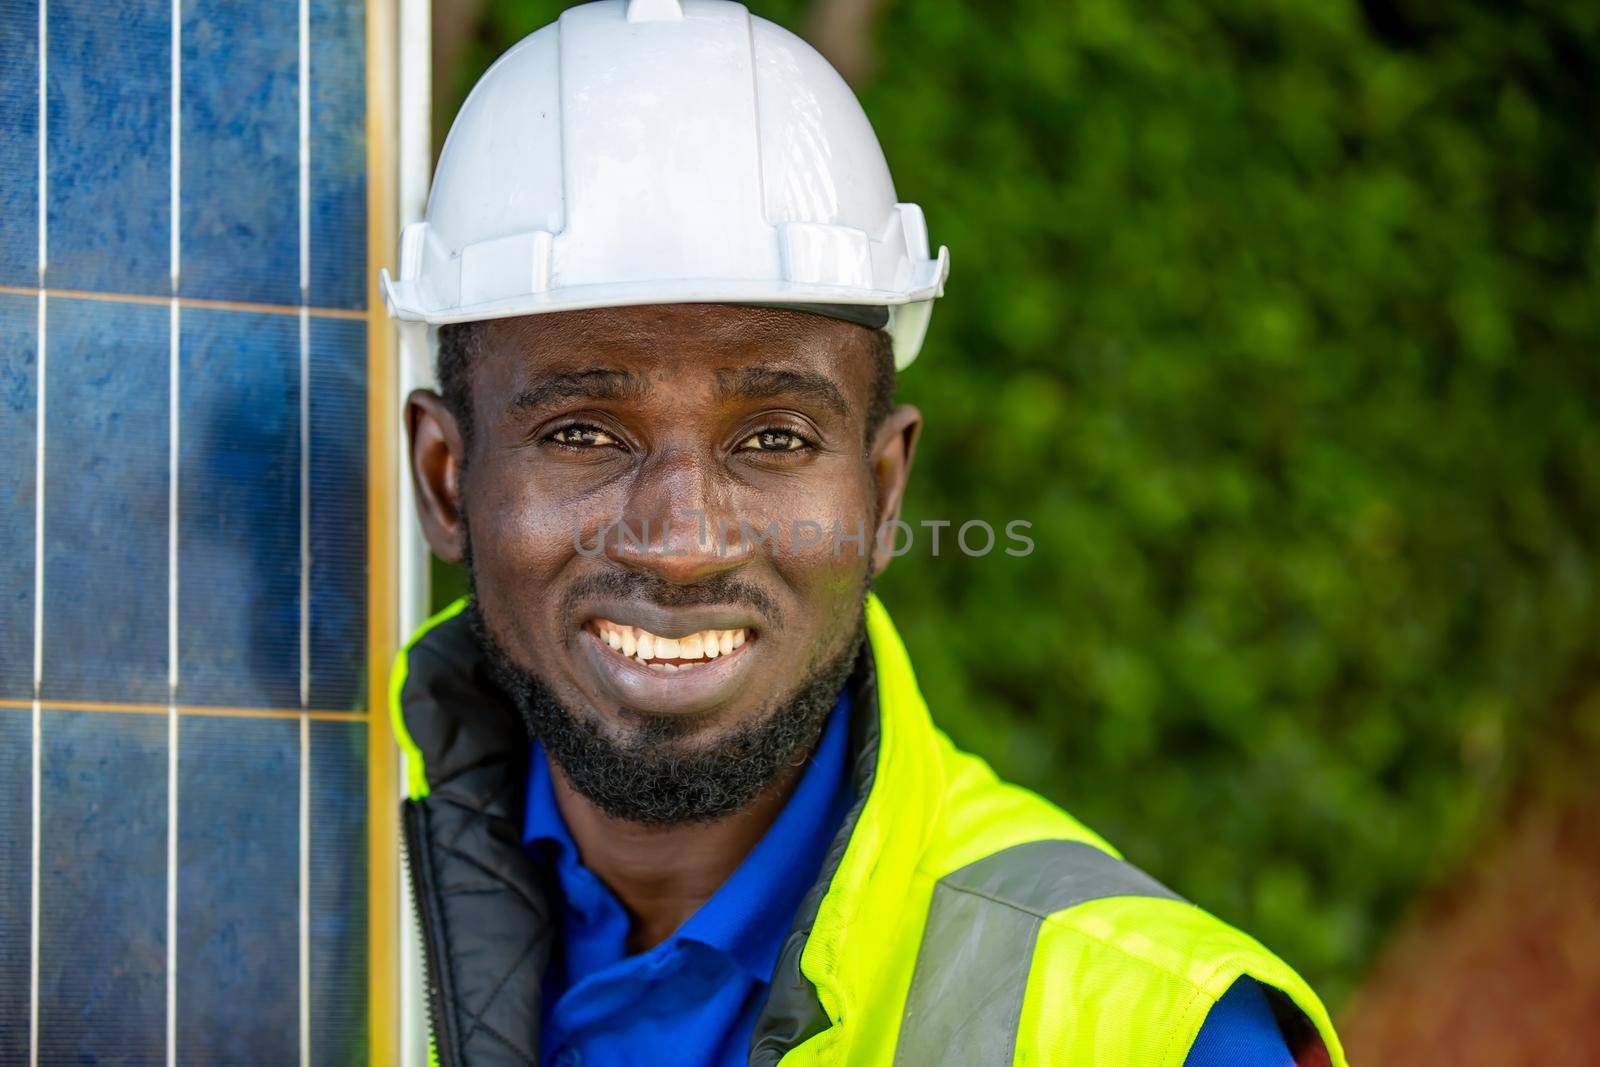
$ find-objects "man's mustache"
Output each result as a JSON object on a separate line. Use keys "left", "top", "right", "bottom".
{"left": 560, "top": 569, "right": 780, "bottom": 623}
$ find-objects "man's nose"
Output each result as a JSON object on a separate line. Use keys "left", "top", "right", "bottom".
{"left": 606, "top": 451, "right": 756, "bottom": 584}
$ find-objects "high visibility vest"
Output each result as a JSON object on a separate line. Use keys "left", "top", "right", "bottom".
{"left": 392, "top": 595, "right": 1347, "bottom": 1066}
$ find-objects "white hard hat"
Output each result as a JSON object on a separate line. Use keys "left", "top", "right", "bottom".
{"left": 381, "top": 0, "right": 949, "bottom": 369}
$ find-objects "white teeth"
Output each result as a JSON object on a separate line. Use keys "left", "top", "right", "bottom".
{"left": 594, "top": 620, "right": 750, "bottom": 669}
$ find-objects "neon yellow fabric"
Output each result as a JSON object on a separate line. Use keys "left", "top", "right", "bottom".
{"left": 780, "top": 594, "right": 1347, "bottom": 1066}
{"left": 390, "top": 596, "right": 470, "bottom": 800}
{"left": 1016, "top": 896, "right": 1344, "bottom": 1065}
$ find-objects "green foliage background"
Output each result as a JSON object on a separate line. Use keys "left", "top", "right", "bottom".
{"left": 435, "top": 0, "right": 1600, "bottom": 1005}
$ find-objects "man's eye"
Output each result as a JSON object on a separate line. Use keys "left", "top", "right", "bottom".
{"left": 549, "top": 425, "right": 618, "bottom": 448}
{"left": 738, "top": 429, "right": 808, "bottom": 452}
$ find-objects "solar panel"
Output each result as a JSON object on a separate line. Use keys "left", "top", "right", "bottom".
{"left": 1, "top": 0, "right": 375, "bottom": 1061}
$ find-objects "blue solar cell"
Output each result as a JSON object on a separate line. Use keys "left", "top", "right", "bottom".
{"left": 0, "top": 709, "right": 30, "bottom": 1065}
{"left": 310, "top": 0, "right": 367, "bottom": 310}
{"left": 177, "top": 307, "right": 300, "bottom": 709}
{"left": 0, "top": 0, "right": 39, "bottom": 287}
{"left": 180, "top": 0, "right": 299, "bottom": 306}
{"left": 0, "top": 293, "right": 36, "bottom": 700}
{"left": 23, "top": 0, "right": 375, "bottom": 1053}
{"left": 45, "top": 0, "right": 171, "bottom": 295}
{"left": 176, "top": 714, "right": 299, "bottom": 1064}
{"left": 309, "top": 317, "right": 367, "bottom": 710}
{"left": 40, "top": 297, "right": 169, "bottom": 705}
{"left": 310, "top": 718, "right": 368, "bottom": 1065}
{"left": 38, "top": 708, "right": 167, "bottom": 1066}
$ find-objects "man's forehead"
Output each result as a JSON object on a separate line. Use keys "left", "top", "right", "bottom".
{"left": 481, "top": 302, "right": 867, "bottom": 360}
{"left": 505, "top": 364, "right": 851, "bottom": 420}
{"left": 476, "top": 305, "right": 880, "bottom": 396}
{"left": 473, "top": 303, "right": 875, "bottom": 417}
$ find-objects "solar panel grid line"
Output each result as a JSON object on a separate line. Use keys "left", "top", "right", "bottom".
{"left": 166, "top": 296, "right": 179, "bottom": 1067}
{"left": 168, "top": 0, "right": 179, "bottom": 294}
{"left": 299, "top": 317, "right": 313, "bottom": 1067}
{"left": 32, "top": 0, "right": 45, "bottom": 679}
{"left": 165, "top": 699, "right": 178, "bottom": 1067}
{"left": 0, "top": 698, "right": 368, "bottom": 721}
{"left": 26, "top": 187, "right": 42, "bottom": 1067}
{"left": 301, "top": 0, "right": 312, "bottom": 301}
{"left": 35, "top": 0, "right": 44, "bottom": 281}
{"left": 0, "top": 283, "right": 369, "bottom": 319}
{"left": 168, "top": 302, "right": 179, "bottom": 697}
{"left": 28, "top": 695, "right": 40, "bottom": 1067}
{"left": 30, "top": 296, "right": 43, "bottom": 696}
{"left": 300, "top": 0, "right": 313, "bottom": 706}
{"left": 29, "top": 28, "right": 43, "bottom": 1043}
{"left": 30, "top": 5, "right": 44, "bottom": 1053}
{"left": 299, "top": 308, "right": 312, "bottom": 1067}
{"left": 300, "top": 713, "right": 313, "bottom": 1067}
{"left": 302, "top": 311, "right": 312, "bottom": 715}
{"left": 299, "top": 0, "right": 314, "bottom": 1062}
{"left": 166, "top": 0, "right": 180, "bottom": 1042}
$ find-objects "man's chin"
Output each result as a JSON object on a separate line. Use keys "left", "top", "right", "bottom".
{"left": 469, "top": 601, "right": 864, "bottom": 826}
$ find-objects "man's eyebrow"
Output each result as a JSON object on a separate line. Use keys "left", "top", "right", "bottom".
{"left": 715, "top": 367, "right": 851, "bottom": 418}
{"left": 510, "top": 368, "right": 649, "bottom": 412}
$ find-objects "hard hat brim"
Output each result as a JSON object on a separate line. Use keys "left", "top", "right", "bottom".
{"left": 382, "top": 258, "right": 948, "bottom": 370}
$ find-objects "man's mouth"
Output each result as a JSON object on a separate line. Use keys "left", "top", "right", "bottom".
{"left": 587, "top": 618, "right": 751, "bottom": 672}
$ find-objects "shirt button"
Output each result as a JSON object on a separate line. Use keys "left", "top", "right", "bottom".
{"left": 552, "top": 1048, "right": 582, "bottom": 1067}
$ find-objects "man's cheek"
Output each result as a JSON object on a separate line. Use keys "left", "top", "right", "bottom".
{"left": 468, "top": 501, "right": 564, "bottom": 632}
{"left": 777, "top": 510, "right": 877, "bottom": 602}
{"left": 476, "top": 480, "right": 582, "bottom": 571}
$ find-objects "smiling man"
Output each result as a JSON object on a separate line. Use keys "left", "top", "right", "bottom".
{"left": 382, "top": 3, "right": 1347, "bottom": 1066}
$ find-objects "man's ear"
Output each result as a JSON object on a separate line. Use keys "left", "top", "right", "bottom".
{"left": 869, "top": 404, "right": 922, "bottom": 577}
{"left": 407, "top": 389, "right": 469, "bottom": 564}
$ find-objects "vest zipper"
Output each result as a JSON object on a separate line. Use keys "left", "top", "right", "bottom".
{"left": 402, "top": 799, "right": 455, "bottom": 1067}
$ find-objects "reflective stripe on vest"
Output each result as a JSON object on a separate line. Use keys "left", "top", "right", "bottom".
{"left": 893, "top": 840, "right": 1183, "bottom": 1066}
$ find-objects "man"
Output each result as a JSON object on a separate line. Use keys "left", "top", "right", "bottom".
{"left": 383, "top": 2, "right": 1347, "bottom": 1064}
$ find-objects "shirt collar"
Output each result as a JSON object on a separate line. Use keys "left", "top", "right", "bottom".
{"left": 522, "top": 688, "right": 855, "bottom": 983}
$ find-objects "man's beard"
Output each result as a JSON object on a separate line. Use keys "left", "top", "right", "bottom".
{"left": 464, "top": 547, "right": 866, "bottom": 826}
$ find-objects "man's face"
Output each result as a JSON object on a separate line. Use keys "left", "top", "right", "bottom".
{"left": 408, "top": 304, "right": 919, "bottom": 819}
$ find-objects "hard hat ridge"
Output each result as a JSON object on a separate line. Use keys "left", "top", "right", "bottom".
{"left": 382, "top": 0, "right": 948, "bottom": 369}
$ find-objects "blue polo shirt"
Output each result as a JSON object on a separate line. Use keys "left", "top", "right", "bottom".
{"left": 523, "top": 690, "right": 855, "bottom": 1067}
{"left": 522, "top": 689, "right": 1292, "bottom": 1066}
